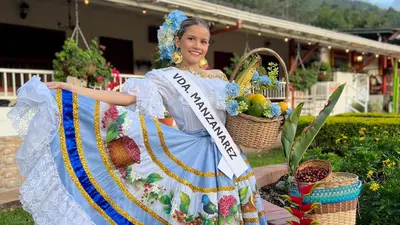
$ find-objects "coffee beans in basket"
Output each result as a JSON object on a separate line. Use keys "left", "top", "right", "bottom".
{"left": 296, "top": 167, "right": 329, "bottom": 183}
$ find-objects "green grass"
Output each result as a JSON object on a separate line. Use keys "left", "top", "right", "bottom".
{"left": 0, "top": 207, "right": 33, "bottom": 225}
{"left": 246, "top": 148, "right": 286, "bottom": 168}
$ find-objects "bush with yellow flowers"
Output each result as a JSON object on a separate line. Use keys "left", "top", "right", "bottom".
{"left": 302, "top": 127, "right": 400, "bottom": 225}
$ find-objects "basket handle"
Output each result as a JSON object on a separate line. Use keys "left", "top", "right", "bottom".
{"left": 230, "top": 47, "right": 290, "bottom": 102}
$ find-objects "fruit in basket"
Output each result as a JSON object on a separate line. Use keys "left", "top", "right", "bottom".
{"left": 251, "top": 94, "right": 267, "bottom": 105}
{"left": 296, "top": 167, "right": 329, "bottom": 183}
{"left": 278, "top": 102, "right": 288, "bottom": 113}
{"left": 246, "top": 93, "right": 255, "bottom": 102}
{"left": 236, "top": 96, "right": 250, "bottom": 105}
{"left": 247, "top": 105, "right": 264, "bottom": 117}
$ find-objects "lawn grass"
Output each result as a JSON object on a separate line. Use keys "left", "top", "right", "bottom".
{"left": 0, "top": 207, "right": 33, "bottom": 225}
{"left": 246, "top": 148, "right": 286, "bottom": 168}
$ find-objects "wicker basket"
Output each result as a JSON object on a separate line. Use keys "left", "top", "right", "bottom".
{"left": 225, "top": 48, "right": 290, "bottom": 149}
{"left": 304, "top": 172, "right": 361, "bottom": 225}
{"left": 295, "top": 159, "right": 333, "bottom": 186}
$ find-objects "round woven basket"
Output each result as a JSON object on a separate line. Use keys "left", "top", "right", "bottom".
{"left": 295, "top": 159, "right": 333, "bottom": 186}
{"left": 308, "top": 172, "right": 361, "bottom": 225}
{"left": 225, "top": 48, "right": 290, "bottom": 149}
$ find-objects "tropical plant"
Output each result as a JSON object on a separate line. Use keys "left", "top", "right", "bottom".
{"left": 282, "top": 182, "right": 321, "bottom": 225}
{"left": 281, "top": 83, "right": 345, "bottom": 178}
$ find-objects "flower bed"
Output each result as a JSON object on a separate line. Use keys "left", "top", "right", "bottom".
{"left": 302, "top": 127, "right": 400, "bottom": 225}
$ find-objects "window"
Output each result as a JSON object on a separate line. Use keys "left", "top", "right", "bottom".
{"left": 99, "top": 37, "right": 134, "bottom": 74}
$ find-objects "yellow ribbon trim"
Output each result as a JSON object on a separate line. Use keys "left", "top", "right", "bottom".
{"left": 154, "top": 119, "right": 250, "bottom": 177}
{"left": 141, "top": 115, "right": 236, "bottom": 193}
{"left": 243, "top": 217, "right": 260, "bottom": 223}
{"left": 56, "top": 90, "right": 115, "bottom": 225}
{"left": 72, "top": 93, "right": 142, "bottom": 225}
{"left": 233, "top": 172, "right": 255, "bottom": 183}
{"left": 94, "top": 101, "right": 169, "bottom": 225}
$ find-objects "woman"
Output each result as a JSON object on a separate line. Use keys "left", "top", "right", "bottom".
{"left": 9, "top": 10, "right": 267, "bottom": 225}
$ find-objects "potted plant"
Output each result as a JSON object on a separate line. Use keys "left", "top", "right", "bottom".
{"left": 159, "top": 111, "right": 174, "bottom": 126}
{"left": 87, "top": 39, "right": 113, "bottom": 88}
{"left": 289, "top": 68, "right": 318, "bottom": 92}
{"left": 53, "top": 38, "right": 91, "bottom": 82}
{"left": 53, "top": 38, "right": 114, "bottom": 89}
{"left": 312, "top": 62, "right": 332, "bottom": 82}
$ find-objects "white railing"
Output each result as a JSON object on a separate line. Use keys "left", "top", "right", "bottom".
{"left": 292, "top": 82, "right": 343, "bottom": 116}
{"left": 291, "top": 76, "right": 370, "bottom": 116}
{"left": 0, "top": 68, "right": 54, "bottom": 100}
{"left": 345, "top": 74, "right": 369, "bottom": 113}
{"left": 1, "top": 68, "right": 287, "bottom": 100}
{"left": 0, "top": 68, "right": 144, "bottom": 100}
{"left": 263, "top": 82, "right": 287, "bottom": 100}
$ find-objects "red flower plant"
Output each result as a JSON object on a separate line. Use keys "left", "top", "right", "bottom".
{"left": 282, "top": 183, "right": 321, "bottom": 225}
{"left": 99, "top": 45, "right": 106, "bottom": 51}
{"left": 97, "top": 76, "right": 103, "bottom": 83}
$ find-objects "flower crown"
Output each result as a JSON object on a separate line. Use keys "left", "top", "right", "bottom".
{"left": 157, "top": 10, "right": 187, "bottom": 62}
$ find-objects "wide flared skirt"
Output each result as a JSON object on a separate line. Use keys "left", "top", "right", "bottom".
{"left": 8, "top": 77, "right": 267, "bottom": 225}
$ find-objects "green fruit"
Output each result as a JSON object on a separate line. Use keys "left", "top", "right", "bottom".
{"left": 247, "top": 105, "right": 264, "bottom": 117}
{"left": 235, "top": 96, "right": 250, "bottom": 105}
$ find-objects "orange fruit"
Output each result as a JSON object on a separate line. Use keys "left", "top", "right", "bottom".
{"left": 278, "top": 102, "right": 288, "bottom": 112}
{"left": 246, "top": 93, "right": 255, "bottom": 102}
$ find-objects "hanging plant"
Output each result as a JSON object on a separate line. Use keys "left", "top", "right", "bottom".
{"left": 53, "top": 38, "right": 114, "bottom": 88}
{"left": 53, "top": 38, "right": 91, "bottom": 81}
{"left": 289, "top": 68, "right": 318, "bottom": 91}
{"left": 312, "top": 62, "right": 332, "bottom": 82}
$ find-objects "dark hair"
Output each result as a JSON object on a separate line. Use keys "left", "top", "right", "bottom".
{"left": 176, "top": 17, "right": 210, "bottom": 39}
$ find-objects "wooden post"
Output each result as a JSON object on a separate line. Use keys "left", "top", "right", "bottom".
{"left": 289, "top": 39, "right": 295, "bottom": 72}
{"left": 393, "top": 59, "right": 399, "bottom": 113}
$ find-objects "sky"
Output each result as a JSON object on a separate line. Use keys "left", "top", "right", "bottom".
{"left": 359, "top": 0, "right": 400, "bottom": 10}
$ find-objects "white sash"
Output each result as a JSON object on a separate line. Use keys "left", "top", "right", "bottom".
{"left": 161, "top": 67, "right": 248, "bottom": 179}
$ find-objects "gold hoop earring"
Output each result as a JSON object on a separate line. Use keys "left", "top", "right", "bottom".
{"left": 199, "top": 58, "right": 208, "bottom": 67}
{"left": 172, "top": 51, "right": 183, "bottom": 64}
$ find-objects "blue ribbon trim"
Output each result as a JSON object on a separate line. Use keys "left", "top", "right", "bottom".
{"left": 61, "top": 90, "right": 133, "bottom": 225}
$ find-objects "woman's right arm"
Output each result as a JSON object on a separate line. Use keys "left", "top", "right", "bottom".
{"left": 45, "top": 82, "right": 136, "bottom": 106}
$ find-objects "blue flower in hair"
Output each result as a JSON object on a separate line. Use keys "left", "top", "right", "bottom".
{"left": 157, "top": 10, "right": 188, "bottom": 62}
{"left": 164, "top": 10, "right": 187, "bottom": 31}
{"left": 159, "top": 45, "right": 175, "bottom": 61}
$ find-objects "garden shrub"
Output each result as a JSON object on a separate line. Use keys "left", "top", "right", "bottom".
{"left": 297, "top": 116, "right": 400, "bottom": 150}
{"left": 302, "top": 128, "right": 400, "bottom": 225}
{"left": 335, "top": 112, "right": 400, "bottom": 118}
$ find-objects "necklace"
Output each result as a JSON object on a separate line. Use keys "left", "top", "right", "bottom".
{"left": 177, "top": 65, "right": 228, "bottom": 81}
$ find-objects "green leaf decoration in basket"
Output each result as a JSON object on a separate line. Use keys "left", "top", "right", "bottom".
{"left": 282, "top": 83, "right": 346, "bottom": 176}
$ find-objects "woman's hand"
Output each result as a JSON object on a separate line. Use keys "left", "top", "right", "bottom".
{"left": 45, "top": 82, "right": 73, "bottom": 91}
